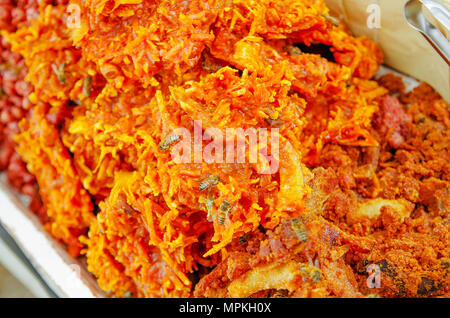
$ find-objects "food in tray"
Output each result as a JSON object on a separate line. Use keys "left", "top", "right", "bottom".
{"left": 0, "top": 0, "right": 449, "bottom": 298}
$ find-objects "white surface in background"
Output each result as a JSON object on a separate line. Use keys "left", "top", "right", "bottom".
{"left": 0, "top": 263, "right": 35, "bottom": 298}
{"left": 0, "top": 178, "right": 104, "bottom": 298}
{"left": 0, "top": 236, "right": 49, "bottom": 297}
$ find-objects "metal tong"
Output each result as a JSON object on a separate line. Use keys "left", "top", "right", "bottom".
{"left": 404, "top": 0, "right": 450, "bottom": 64}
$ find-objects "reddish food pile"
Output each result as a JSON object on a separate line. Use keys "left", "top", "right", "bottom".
{"left": 0, "top": 0, "right": 44, "bottom": 217}
{"left": 0, "top": 0, "right": 448, "bottom": 297}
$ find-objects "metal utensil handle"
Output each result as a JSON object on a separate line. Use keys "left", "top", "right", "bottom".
{"left": 404, "top": 0, "right": 450, "bottom": 65}
{"left": 421, "top": 0, "right": 450, "bottom": 40}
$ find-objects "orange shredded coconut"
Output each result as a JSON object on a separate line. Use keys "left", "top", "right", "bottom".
{"left": 15, "top": 103, "right": 94, "bottom": 257}
{"left": 1, "top": 0, "right": 448, "bottom": 298}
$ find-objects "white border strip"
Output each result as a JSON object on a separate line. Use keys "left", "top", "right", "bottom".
{"left": 0, "top": 178, "right": 104, "bottom": 298}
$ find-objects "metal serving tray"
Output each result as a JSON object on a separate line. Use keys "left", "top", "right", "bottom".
{"left": 0, "top": 176, "right": 105, "bottom": 298}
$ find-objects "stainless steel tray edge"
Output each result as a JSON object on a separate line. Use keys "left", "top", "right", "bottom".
{"left": 0, "top": 177, "right": 105, "bottom": 298}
